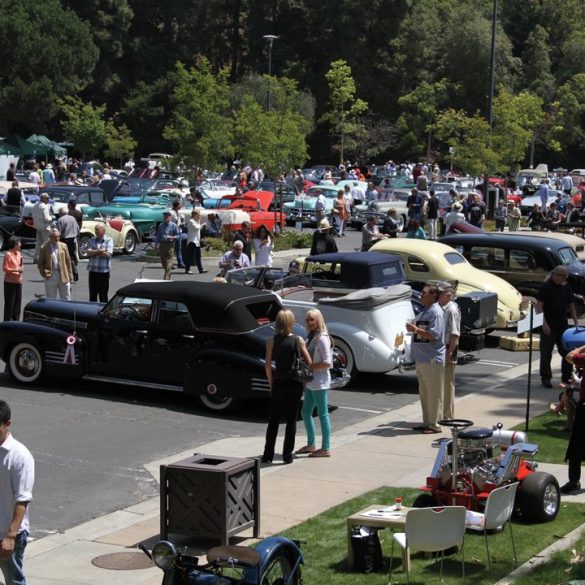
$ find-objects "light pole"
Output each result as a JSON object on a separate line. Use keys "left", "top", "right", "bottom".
{"left": 487, "top": 0, "right": 497, "bottom": 133}
{"left": 262, "top": 34, "right": 278, "bottom": 111}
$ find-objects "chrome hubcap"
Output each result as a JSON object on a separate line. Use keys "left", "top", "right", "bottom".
{"left": 17, "top": 350, "right": 39, "bottom": 376}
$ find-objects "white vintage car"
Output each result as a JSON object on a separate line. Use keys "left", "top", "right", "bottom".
{"left": 226, "top": 252, "right": 415, "bottom": 381}
{"left": 78, "top": 218, "right": 140, "bottom": 259}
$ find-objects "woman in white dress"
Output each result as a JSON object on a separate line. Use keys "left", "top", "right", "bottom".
{"left": 253, "top": 225, "right": 273, "bottom": 266}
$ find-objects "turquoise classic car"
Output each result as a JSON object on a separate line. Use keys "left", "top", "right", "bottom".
{"left": 83, "top": 203, "right": 167, "bottom": 240}
{"left": 284, "top": 180, "right": 367, "bottom": 225}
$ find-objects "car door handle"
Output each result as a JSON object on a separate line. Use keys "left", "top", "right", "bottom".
{"left": 182, "top": 334, "right": 195, "bottom": 340}
{"left": 136, "top": 330, "right": 148, "bottom": 335}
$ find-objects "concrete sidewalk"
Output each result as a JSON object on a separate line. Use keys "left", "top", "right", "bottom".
{"left": 25, "top": 356, "right": 582, "bottom": 585}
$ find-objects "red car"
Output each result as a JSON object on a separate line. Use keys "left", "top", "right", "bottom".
{"left": 221, "top": 191, "right": 284, "bottom": 233}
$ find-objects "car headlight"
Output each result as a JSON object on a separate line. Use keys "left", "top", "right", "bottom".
{"left": 152, "top": 541, "right": 178, "bottom": 570}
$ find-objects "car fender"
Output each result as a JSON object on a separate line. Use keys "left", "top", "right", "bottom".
{"left": 193, "top": 348, "right": 265, "bottom": 372}
{"left": 0, "top": 322, "right": 84, "bottom": 375}
{"left": 514, "top": 281, "right": 547, "bottom": 298}
{"left": 328, "top": 323, "right": 405, "bottom": 373}
{"left": 243, "top": 536, "right": 303, "bottom": 584}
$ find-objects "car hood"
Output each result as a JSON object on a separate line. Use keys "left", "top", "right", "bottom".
{"left": 24, "top": 299, "right": 105, "bottom": 328}
{"left": 567, "top": 261, "right": 585, "bottom": 278}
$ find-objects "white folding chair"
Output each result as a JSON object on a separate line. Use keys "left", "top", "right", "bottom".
{"left": 465, "top": 482, "right": 519, "bottom": 569}
{"left": 388, "top": 506, "right": 467, "bottom": 584}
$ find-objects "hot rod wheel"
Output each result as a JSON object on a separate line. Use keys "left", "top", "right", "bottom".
{"left": 516, "top": 472, "right": 560, "bottom": 523}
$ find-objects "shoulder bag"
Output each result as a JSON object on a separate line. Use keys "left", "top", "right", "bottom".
{"left": 289, "top": 336, "right": 313, "bottom": 384}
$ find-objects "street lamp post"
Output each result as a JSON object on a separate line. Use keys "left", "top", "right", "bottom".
{"left": 262, "top": 34, "right": 278, "bottom": 111}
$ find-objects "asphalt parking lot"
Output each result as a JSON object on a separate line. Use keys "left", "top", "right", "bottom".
{"left": 2, "top": 229, "right": 535, "bottom": 538}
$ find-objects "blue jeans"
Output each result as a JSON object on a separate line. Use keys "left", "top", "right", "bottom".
{"left": 174, "top": 233, "right": 187, "bottom": 266}
{"left": 301, "top": 389, "right": 331, "bottom": 450}
{"left": 0, "top": 530, "right": 28, "bottom": 585}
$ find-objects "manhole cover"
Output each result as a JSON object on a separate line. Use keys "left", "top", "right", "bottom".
{"left": 91, "top": 552, "right": 154, "bottom": 570}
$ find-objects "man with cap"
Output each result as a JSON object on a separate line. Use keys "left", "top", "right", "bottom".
{"left": 361, "top": 215, "right": 388, "bottom": 251}
{"left": 310, "top": 219, "right": 338, "bottom": 256}
{"left": 31, "top": 193, "right": 53, "bottom": 263}
{"left": 438, "top": 283, "right": 461, "bottom": 419}
{"left": 42, "top": 164, "right": 55, "bottom": 185}
{"left": 155, "top": 211, "right": 181, "bottom": 280}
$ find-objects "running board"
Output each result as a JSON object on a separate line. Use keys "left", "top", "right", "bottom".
{"left": 83, "top": 375, "right": 184, "bottom": 393}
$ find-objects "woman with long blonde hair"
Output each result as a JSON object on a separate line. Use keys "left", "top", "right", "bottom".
{"left": 262, "top": 310, "right": 312, "bottom": 464}
{"left": 296, "top": 308, "right": 332, "bottom": 457}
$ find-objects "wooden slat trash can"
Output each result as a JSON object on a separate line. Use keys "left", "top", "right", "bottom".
{"left": 160, "top": 454, "right": 260, "bottom": 545}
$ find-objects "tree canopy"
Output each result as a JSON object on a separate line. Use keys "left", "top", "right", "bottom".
{"left": 5, "top": 0, "right": 585, "bottom": 172}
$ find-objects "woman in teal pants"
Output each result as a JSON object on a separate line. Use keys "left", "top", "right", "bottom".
{"left": 296, "top": 308, "right": 333, "bottom": 457}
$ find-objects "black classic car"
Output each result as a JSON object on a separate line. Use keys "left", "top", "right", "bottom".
{"left": 0, "top": 282, "right": 286, "bottom": 412}
{"left": 440, "top": 232, "right": 585, "bottom": 304}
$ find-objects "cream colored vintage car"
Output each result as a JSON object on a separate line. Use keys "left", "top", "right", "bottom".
{"left": 371, "top": 239, "right": 526, "bottom": 329}
{"left": 78, "top": 218, "right": 140, "bottom": 259}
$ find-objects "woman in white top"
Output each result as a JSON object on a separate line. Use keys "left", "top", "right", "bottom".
{"left": 296, "top": 308, "right": 332, "bottom": 457}
{"left": 253, "top": 225, "right": 273, "bottom": 266}
{"left": 184, "top": 210, "right": 207, "bottom": 274}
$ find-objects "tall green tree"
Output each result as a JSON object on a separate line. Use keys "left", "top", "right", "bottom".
{"left": 122, "top": 71, "right": 178, "bottom": 156}
{"left": 105, "top": 121, "right": 137, "bottom": 167}
{"left": 0, "top": 0, "right": 98, "bottom": 135}
{"left": 62, "top": 0, "right": 133, "bottom": 104}
{"left": 396, "top": 79, "right": 451, "bottom": 159}
{"left": 233, "top": 95, "right": 308, "bottom": 176}
{"left": 492, "top": 88, "right": 546, "bottom": 169}
{"left": 434, "top": 109, "right": 499, "bottom": 176}
{"left": 163, "top": 60, "right": 234, "bottom": 171}
{"left": 522, "top": 26, "right": 555, "bottom": 100}
{"left": 59, "top": 97, "right": 109, "bottom": 160}
{"left": 553, "top": 73, "right": 585, "bottom": 153}
{"left": 320, "top": 60, "right": 368, "bottom": 164}
{"left": 438, "top": 2, "right": 520, "bottom": 117}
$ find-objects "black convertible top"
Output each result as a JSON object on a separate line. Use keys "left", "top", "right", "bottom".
{"left": 116, "top": 281, "right": 281, "bottom": 331}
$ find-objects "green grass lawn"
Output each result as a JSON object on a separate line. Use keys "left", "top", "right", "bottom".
{"left": 280, "top": 486, "right": 585, "bottom": 585}
{"left": 512, "top": 411, "right": 570, "bottom": 464}
{"left": 513, "top": 525, "right": 585, "bottom": 584}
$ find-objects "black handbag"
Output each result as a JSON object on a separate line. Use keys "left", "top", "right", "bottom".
{"left": 351, "top": 526, "right": 384, "bottom": 573}
{"left": 289, "top": 337, "right": 313, "bottom": 384}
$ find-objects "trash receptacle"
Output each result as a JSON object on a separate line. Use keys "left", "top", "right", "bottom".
{"left": 160, "top": 454, "right": 260, "bottom": 545}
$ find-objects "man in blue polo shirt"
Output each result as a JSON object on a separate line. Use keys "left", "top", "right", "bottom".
{"left": 86, "top": 222, "right": 113, "bottom": 302}
{"left": 155, "top": 211, "right": 181, "bottom": 280}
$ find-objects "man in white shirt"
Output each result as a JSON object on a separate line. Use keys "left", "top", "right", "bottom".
{"left": 562, "top": 173, "right": 574, "bottom": 196}
{"left": 315, "top": 191, "right": 327, "bottom": 223}
{"left": 31, "top": 193, "right": 53, "bottom": 263}
{"left": 0, "top": 400, "right": 34, "bottom": 585}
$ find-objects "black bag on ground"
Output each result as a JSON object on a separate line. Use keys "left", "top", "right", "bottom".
{"left": 351, "top": 526, "right": 383, "bottom": 573}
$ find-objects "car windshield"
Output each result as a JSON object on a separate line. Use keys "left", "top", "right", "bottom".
{"left": 444, "top": 252, "right": 467, "bottom": 265}
{"left": 559, "top": 247, "right": 578, "bottom": 264}
{"left": 48, "top": 191, "right": 77, "bottom": 203}
{"left": 306, "top": 187, "right": 336, "bottom": 198}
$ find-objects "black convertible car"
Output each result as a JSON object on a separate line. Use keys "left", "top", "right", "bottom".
{"left": 0, "top": 282, "right": 285, "bottom": 412}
